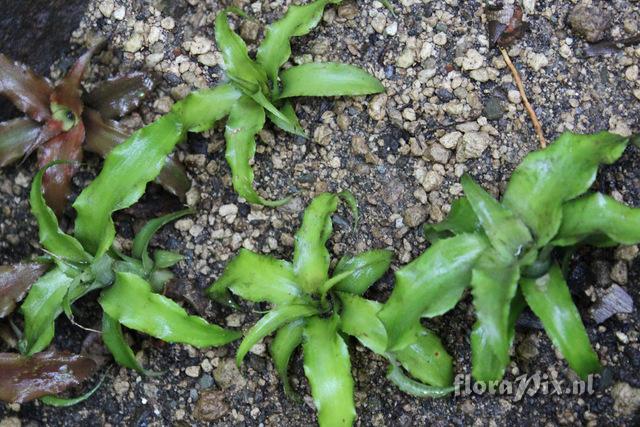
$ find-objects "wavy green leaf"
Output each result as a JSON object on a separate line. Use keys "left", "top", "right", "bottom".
{"left": 74, "top": 112, "right": 185, "bottom": 256}
{"left": 20, "top": 268, "right": 73, "bottom": 355}
{"left": 293, "top": 193, "right": 339, "bottom": 294}
{"left": 224, "top": 95, "right": 287, "bottom": 206}
{"left": 337, "top": 292, "right": 387, "bottom": 354}
{"left": 215, "top": 8, "right": 268, "bottom": 94}
{"left": 256, "top": 0, "right": 341, "bottom": 86}
{"left": 302, "top": 316, "right": 355, "bottom": 427}
{"left": 100, "top": 272, "right": 240, "bottom": 348}
{"left": 379, "top": 233, "right": 487, "bottom": 351}
{"left": 30, "top": 163, "right": 92, "bottom": 264}
{"left": 237, "top": 304, "right": 318, "bottom": 366}
{"left": 520, "top": 263, "right": 601, "bottom": 379}
{"left": 553, "top": 193, "right": 640, "bottom": 247}
{"left": 386, "top": 364, "right": 453, "bottom": 398}
{"left": 333, "top": 249, "right": 392, "bottom": 295}
{"left": 172, "top": 83, "right": 241, "bottom": 133}
{"left": 40, "top": 375, "right": 104, "bottom": 407}
{"left": 101, "top": 313, "right": 156, "bottom": 375}
{"left": 132, "top": 209, "right": 193, "bottom": 271}
{"left": 278, "top": 63, "right": 383, "bottom": 99}
{"left": 469, "top": 250, "right": 520, "bottom": 382}
{"left": 424, "top": 197, "right": 480, "bottom": 242}
{"left": 207, "top": 248, "right": 306, "bottom": 305}
{"left": 394, "top": 327, "right": 453, "bottom": 388}
{"left": 153, "top": 250, "right": 184, "bottom": 269}
{"left": 270, "top": 318, "right": 304, "bottom": 398}
{"left": 461, "top": 174, "right": 531, "bottom": 260}
{"left": 266, "top": 101, "right": 306, "bottom": 137}
{"left": 502, "top": 132, "right": 629, "bottom": 247}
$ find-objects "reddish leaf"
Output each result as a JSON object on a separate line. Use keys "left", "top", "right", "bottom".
{"left": 50, "top": 41, "right": 104, "bottom": 119}
{"left": 0, "top": 54, "right": 53, "bottom": 122}
{"left": 487, "top": 4, "right": 525, "bottom": 47}
{"left": 0, "top": 118, "right": 42, "bottom": 167}
{"left": 0, "top": 263, "right": 49, "bottom": 318}
{"left": 83, "top": 73, "right": 155, "bottom": 120}
{"left": 0, "top": 351, "right": 96, "bottom": 403}
{"left": 36, "top": 122, "right": 85, "bottom": 216}
{"left": 84, "top": 109, "right": 190, "bottom": 200}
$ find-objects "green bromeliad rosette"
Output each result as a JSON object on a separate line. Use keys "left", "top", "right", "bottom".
{"left": 208, "top": 193, "right": 453, "bottom": 426}
{"left": 380, "top": 132, "right": 640, "bottom": 383}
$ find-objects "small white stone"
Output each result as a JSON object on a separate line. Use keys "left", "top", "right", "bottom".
{"left": 198, "top": 53, "right": 218, "bottom": 67}
{"left": 396, "top": 48, "right": 416, "bottom": 68}
{"left": 124, "top": 33, "right": 144, "bottom": 53}
{"left": 219, "top": 204, "right": 239, "bottom": 217}
{"left": 462, "top": 49, "right": 484, "bottom": 71}
{"left": 161, "top": 17, "right": 176, "bottom": 30}
{"left": 440, "top": 131, "right": 462, "bottom": 149}
{"left": 385, "top": 21, "right": 398, "bottom": 36}
{"left": 433, "top": 32, "right": 448, "bottom": 46}
{"left": 99, "top": 0, "right": 115, "bottom": 17}
{"left": 526, "top": 52, "right": 549, "bottom": 72}
{"left": 189, "top": 36, "right": 212, "bottom": 55}
{"left": 625, "top": 65, "right": 639, "bottom": 82}
{"left": 508, "top": 90, "right": 522, "bottom": 104}
{"left": 185, "top": 365, "right": 201, "bottom": 378}
{"left": 419, "top": 42, "right": 434, "bottom": 60}
{"left": 113, "top": 5, "right": 126, "bottom": 20}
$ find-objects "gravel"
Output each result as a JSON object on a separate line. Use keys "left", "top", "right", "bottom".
{"left": 1, "top": 0, "right": 640, "bottom": 425}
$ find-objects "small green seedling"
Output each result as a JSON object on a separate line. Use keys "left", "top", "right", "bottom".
{"left": 380, "top": 132, "right": 640, "bottom": 382}
{"left": 208, "top": 193, "right": 453, "bottom": 427}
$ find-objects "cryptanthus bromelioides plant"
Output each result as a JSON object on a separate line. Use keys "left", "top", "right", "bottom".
{"left": 0, "top": 42, "right": 190, "bottom": 216}
{"left": 130, "top": 0, "right": 382, "bottom": 206}
{"left": 379, "top": 132, "right": 640, "bottom": 383}
{"left": 0, "top": 109, "right": 242, "bottom": 404}
{"left": 208, "top": 193, "right": 454, "bottom": 426}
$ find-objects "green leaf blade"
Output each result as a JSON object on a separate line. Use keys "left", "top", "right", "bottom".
{"left": 278, "top": 63, "right": 384, "bottom": 99}
{"left": 502, "top": 132, "right": 629, "bottom": 247}
{"left": 270, "top": 319, "right": 305, "bottom": 398}
{"left": 333, "top": 249, "right": 392, "bottom": 295}
{"left": 293, "top": 193, "right": 339, "bottom": 294}
{"left": 74, "top": 112, "right": 185, "bottom": 256}
{"left": 337, "top": 292, "right": 387, "bottom": 355}
{"left": 237, "top": 304, "right": 317, "bottom": 366}
{"left": 99, "top": 272, "right": 240, "bottom": 348}
{"left": 302, "top": 316, "right": 356, "bottom": 427}
{"left": 393, "top": 327, "right": 453, "bottom": 388}
{"left": 101, "top": 313, "right": 156, "bottom": 375}
{"left": 520, "top": 263, "right": 601, "bottom": 380}
{"left": 379, "top": 233, "right": 487, "bottom": 351}
{"left": 171, "top": 83, "right": 241, "bottom": 133}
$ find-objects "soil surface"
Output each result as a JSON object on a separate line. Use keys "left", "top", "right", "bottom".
{"left": 1, "top": 0, "right": 640, "bottom": 426}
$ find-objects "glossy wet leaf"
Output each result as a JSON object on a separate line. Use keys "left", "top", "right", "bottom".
{"left": 386, "top": 364, "right": 453, "bottom": 399}
{"left": 0, "top": 263, "right": 49, "bottom": 318}
{"left": 0, "top": 53, "right": 53, "bottom": 122}
{"left": 132, "top": 209, "right": 193, "bottom": 271}
{"left": 83, "top": 72, "right": 155, "bottom": 119}
{"left": 224, "top": 96, "right": 285, "bottom": 206}
{"left": 278, "top": 63, "right": 384, "bottom": 99}
{"left": 37, "top": 123, "right": 86, "bottom": 216}
{"left": 101, "top": 313, "right": 154, "bottom": 375}
{"left": 100, "top": 272, "right": 240, "bottom": 348}
{"left": 266, "top": 101, "right": 306, "bottom": 137}
{"left": 0, "top": 118, "right": 42, "bottom": 167}
{"left": 469, "top": 250, "right": 520, "bottom": 382}
{"left": 83, "top": 109, "right": 191, "bottom": 200}
{"left": 553, "top": 193, "right": 640, "bottom": 247}
{"left": 172, "top": 83, "right": 241, "bottom": 133}
{"left": 31, "top": 162, "right": 92, "bottom": 263}
{"left": 153, "top": 250, "right": 184, "bottom": 269}
{"left": 215, "top": 8, "right": 268, "bottom": 94}
{"left": 293, "top": 193, "right": 339, "bottom": 294}
{"left": 0, "top": 351, "right": 96, "bottom": 403}
{"left": 461, "top": 174, "right": 531, "bottom": 260}
{"left": 302, "top": 316, "right": 355, "bottom": 427}
{"left": 333, "top": 249, "right": 392, "bottom": 295}
{"left": 20, "top": 268, "right": 73, "bottom": 355}
{"left": 74, "top": 112, "right": 185, "bottom": 256}
{"left": 520, "top": 263, "right": 601, "bottom": 379}
{"left": 337, "top": 292, "right": 387, "bottom": 354}
{"left": 394, "top": 327, "right": 453, "bottom": 388}
{"left": 502, "top": 132, "right": 629, "bottom": 247}
{"left": 256, "top": 0, "right": 340, "bottom": 85}
{"left": 236, "top": 304, "right": 318, "bottom": 366}
{"left": 207, "top": 249, "right": 305, "bottom": 306}
{"left": 379, "top": 233, "right": 487, "bottom": 351}
{"left": 270, "top": 319, "right": 304, "bottom": 398}
{"left": 423, "top": 197, "right": 480, "bottom": 242}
